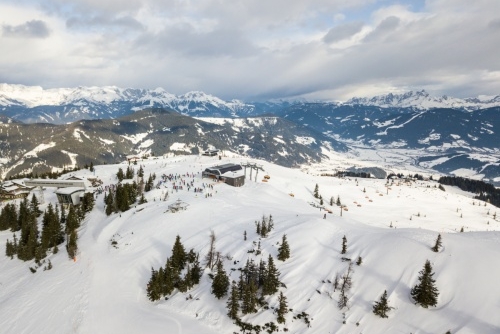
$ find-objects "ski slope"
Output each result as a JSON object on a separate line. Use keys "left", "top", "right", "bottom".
{"left": 1, "top": 154, "right": 499, "bottom": 333}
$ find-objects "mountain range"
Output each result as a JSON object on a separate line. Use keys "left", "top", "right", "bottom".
{"left": 1, "top": 84, "right": 499, "bottom": 184}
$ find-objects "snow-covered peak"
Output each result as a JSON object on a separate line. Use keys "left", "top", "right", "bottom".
{"left": 345, "top": 90, "right": 500, "bottom": 110}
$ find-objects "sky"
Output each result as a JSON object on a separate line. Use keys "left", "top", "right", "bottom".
{"left": 0, "top": 0, "right": 499, "bottom": 101}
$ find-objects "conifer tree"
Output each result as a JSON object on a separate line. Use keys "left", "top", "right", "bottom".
{"left": 171, "top": 235, "right": 187, "bottom": 271}
{"left": 105, "top": 192, "right": 114, "bottom": 216}
{"left": 30, "top": 193, "right": 42, "bottom": 217}
{"left": 260, "top": 221, "right": 268, "bottom": 238}
{"left": 336, "top": 196, "right": 341, "bottom": 206}
{"left": 138, "top": 193, "right": 147, "bottom": 204}
{"left": 319, "top": 195, "right": 323, "bottom": 206}
{"left": 341, "top": 235, "right": 347, "bottom": 254}
{"left": 146, "top": 268, "right": 161, "bottom": 301}
{"left": 277, "top": 291, "right": 288, "bottom": 324}
{"left": 227, "top": 281, "right": 240, "bottom": 320}
{"left": 314, "top": 184, "right": 319, "bottom": 198}
{"left": 277, "top": 234, "right": 290, "bottom": 261}
{"left": 372, "top": 290, "right": 393, "bottom": 318}
{"left": 431, "top": 234, "right": 442, "bottom": 252}
{"left": 410, "top": 260, "right": 439, "bottom": 308}
{"left": 66, "top": 205, "right": 80, "bottom": 233}
{"left": 138, "top": 165, "right": 144, "bottom": 178}
{"left": 256, "top": 221, "right": 261, "bottom": 235}
{"left": 330, "top": 196, "right": 334, "bottom": 206}
{"left": 211, "top": 260, "right": 230, "bottom": 299}
{"left": 241, "top": 281, "right": 258, "bottom": 314}
{"left": 116, "top": 168, "right": 125, "bottom": 182}
{"left": 262, "top": 255, "right": 280, "bottom": 295}
{"left": 161, "top": 259, "right": 176, "bottom": 295}
{"left": 67, "top": 229, "right": 78, "bottom": 259}
{"left": 189, "top": 254, "right": 203, "bottom": 285}
{"left": 89, "top": 161, "right": 94, "bottom": 172}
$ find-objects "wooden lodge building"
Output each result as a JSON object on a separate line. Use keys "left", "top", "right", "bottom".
{"left": 202, "top": 163, "right": 245, "bottom": 187}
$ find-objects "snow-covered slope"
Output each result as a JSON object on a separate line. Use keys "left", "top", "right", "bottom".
{"left": 1, "top": 154, "right": 499, "bottom": 334}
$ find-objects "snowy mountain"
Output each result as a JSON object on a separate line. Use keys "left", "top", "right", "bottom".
{"left": 1, "top": 154, "right": 500, "bottom": 334}
{"left": 345, "top": 89, "right": 500, "bottom": 110}
{"left": 0, "top": 108, "right": 345, "bottom": 179}
{"left": 0, "top": 84, "right": 271, "bottom": 123}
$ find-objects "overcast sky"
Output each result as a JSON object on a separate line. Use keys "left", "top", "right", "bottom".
{"left": 1, "top": 0, "right": 499, "bottom": 101}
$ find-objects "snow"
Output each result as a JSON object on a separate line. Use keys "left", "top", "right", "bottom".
{"left": 121, "top": 132, "right": 149, "bottom": 144}
{"left": 1, "top": 155, "right": 500, "bottom": 334}
{"left": 23, "top": 142, "right": 57, "bottom": 158}
{"left": 169, "top": 142, "right": 194, "bottom": 152}
{"left": 99, "top": 137, "right": 115, "bottom": 145}
{"left": 295, "top": 136, "right": 316, "bottom": 145}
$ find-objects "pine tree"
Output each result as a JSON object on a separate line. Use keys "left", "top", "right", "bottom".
{"left": 410, "top": 260, "right": 439, "bottom": 308}
{"left": 314, "top": 184, "right": 319, "bottom": 198}
{"left": 30, "top": 193, "right": 42, "bottom": 217}
{"left": 89, "top": 161, "right": 94, "bottom": 172}
{"left": 138, "top": 193, "right": 147, "bottom": 204}
{"left": 211, "top": 260, "right": 230, "bottom": 299}
{"left": 372, "top": 290, "right": 393, "bottom": 318}
{"left": 171, "top": 235, "right": 187, "bottom": 271}
{"left": 336, "top": 196, "right": 341, "bottom": 206}
{"left": 241, "top": 281, "right": 258, "bottom": 314}
{"left": 277, "top": 291, "right": 288, "bottom": 324}
{"left": 341, "top": 235, "right": 347, "bottom": 254}
{"left": 66, "top": 205, "right": 80, "bottom": 233}
{"left": 189, "top": 254, "right": 203, "bottom": 285}
{"left": 162, "top": 259, "right": 176, "bottom": 295}
{"left": 67, "top": 229, "right": 78, "bottom": 259}
{"left": 227, "top": 281, "right": 240, "bottom": 320}
{"left": 277, "top": 234, "right": 290, "bottom": 261}
{"left": 431, "top": 234, "right": 442, "bottom": 252}
{"left": 146, "top": 268, "right": 161, "bottom": 301}
{"left": 262, "top": 255, "right": 280, "bottom": 295}
{"left": 138, "top": 165, "right": 144, "bottom": 178}
{"left": 319, "top": 195, "right": 324, "bottom": 205}
{"left": 116, "top": 168, "right": 125, "bottom": 182}
{"left": 330, "top": 196, "right": 334, "bottom": 206}
{"left": 105, "top": 192, "right": 114, "bottom": 216}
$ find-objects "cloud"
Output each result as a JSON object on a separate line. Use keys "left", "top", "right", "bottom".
{"left": 323, "top": 21, "right": 364, "bottom": 44}
{"left": 66, "top": 15, "right": 145, "bottom": 32}
{"left": 363, "top": 16, "right": 400, "bottom": 42}
{"left": 2, "top": 19, "right": 50, "bottom": 38}
{"left": 1, "top": 0, "right": 500, "bottom": 100}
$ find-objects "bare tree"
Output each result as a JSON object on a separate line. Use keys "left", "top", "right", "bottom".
{"left": 338, "top": 263, "right": 353, "bottom": 309}
{"left": 204, "top": 230, "right": 217, "bottom": 270}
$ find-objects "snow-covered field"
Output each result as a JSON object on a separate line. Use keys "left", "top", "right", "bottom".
{"left": 1, "top": 154, "right": 500, "bottom": 333}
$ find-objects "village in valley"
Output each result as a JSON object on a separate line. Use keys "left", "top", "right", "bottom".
{"left": 1, "top": 149, "right": 500, "bottom": 334}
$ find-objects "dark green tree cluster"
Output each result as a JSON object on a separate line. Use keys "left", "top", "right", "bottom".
{"left": 125, "top": 166, "right": 134, "bottom": 179}
{"left": 313, "top": 184, "right": 319, "bottom": 198}
{"left": 411, "top": 260, "right": 439, "bottom": 308}
{"left": 146, "top": 236, "right": 202, "bottom": 301}
{"left": 439, "top": 175, "right": 500, "bottom": 208}
{"left": 255, "top": 214, "right": 274, "bottom": 238}
{"left": 225, "top": 255, "right": 284, "bottom": 325}
{"left": 277, "top": 234, "right": 290, "bottom": 262}
{"left": 81, "top": 193, "right": 95, "bottom": 213}
{"left": 104, "top": 182, "right": 139, "bottom": 215}
{"left": 4, "top": 200, "right": 65, "bottom": 263}
{"left": 144, "top": 173, "right": 155, "bottom": 192}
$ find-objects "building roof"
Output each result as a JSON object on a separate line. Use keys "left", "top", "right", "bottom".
{"left": 55, "top": 187, "right": 85, "bottom": 195}
{"left": 204, "top": 163, "right": 243, "bottom": 175}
